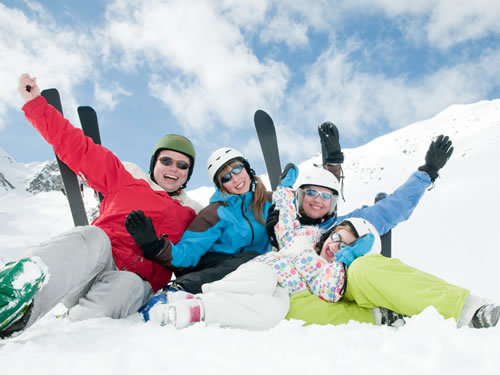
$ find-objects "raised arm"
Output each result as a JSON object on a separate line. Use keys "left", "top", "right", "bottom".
{"left": 18, "top": 74, "right": 135, "bottom": 196}
{"left": 339, "top": 135, "right": 454, "bottom": 235}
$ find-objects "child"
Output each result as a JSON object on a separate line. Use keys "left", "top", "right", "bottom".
{"left": 250, "top": 163, "right": 380, "bottom": 303}
{"left": 140, "top": 164, "right": 381, "bottom": 329}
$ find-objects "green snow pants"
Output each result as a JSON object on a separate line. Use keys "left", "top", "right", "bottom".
{"left": 286, "top": 254, "right": 470, "bottom": 326}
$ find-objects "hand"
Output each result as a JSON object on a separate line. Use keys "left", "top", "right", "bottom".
{"left": 18, "top": 74, "right": 41, "bottom": 103}
{"left": 278, "top": 163, "right": 298, "bottom": 188}
{"left": 418, "top": 135, "right": 454, "bottom": 182}
{"left": 335, "top": 233, "right": 374, "bottom": 267}
{"left": 318, "top": 121, "right": 344, "bottom": 164}
{"left": 265, "top": 204, "right": 279, "bottom": 249}
{"left": 125, "top": 210, "right": 165, "bottom": 259}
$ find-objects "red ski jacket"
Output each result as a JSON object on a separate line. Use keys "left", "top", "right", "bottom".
{"left": 22, "top": 96, "right": 196, "bottom": 291}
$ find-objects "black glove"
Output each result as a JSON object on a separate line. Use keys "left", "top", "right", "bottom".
{"left": 265, "top": 204, "right": 279, "bottom": 249}
{"left": 125, "top": 210, "right": 165, "bottom": 259}
{"left": 318, "top": 121, "right": 344, "bottom": 164}
{"left": 418, "top": 135, "right": 454, "bottom": 182}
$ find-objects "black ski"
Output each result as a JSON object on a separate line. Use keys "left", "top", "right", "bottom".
{"left": 78, "top": 106, "right": 104, "bottom": 202}
{"left": 374, "top": 192, "right": 392, "bottom": 258}
{"left": 41, "top": 89, "right": 89, "bottom": 226}
{"left": 254, "top": 110, "right": 282, "bottom": 191}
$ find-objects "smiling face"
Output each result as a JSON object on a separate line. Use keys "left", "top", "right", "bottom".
{"left": 152, "top": 149, "right": 190, "bottom": 193}
{"left": 218, "top": 160, "right": 251, "bottom": 195}
{"left": 319, "top": 228, "right": 357, "bottom": 262}
{"left": 300, "top": 185, "right": 336, "bottom": 219}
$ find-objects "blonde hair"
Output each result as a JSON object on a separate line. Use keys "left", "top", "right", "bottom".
{"left": 217, "top": 160, "right": 268, "bottom": 225}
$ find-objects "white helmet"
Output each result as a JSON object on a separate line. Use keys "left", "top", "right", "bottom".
{"left": 295, "top": 166, "right": 340, "bottom": 216}
{"left": 341, "top": 217, "right": 381, "bottom": 254}
{"left": 207, "top": 147, "right": 246, "bottom": 183}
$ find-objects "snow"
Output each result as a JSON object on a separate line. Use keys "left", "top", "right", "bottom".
{"left": 11, "top": 257, "right": 47, "bottom": 290}
{"left": 1, "top": 99, "right": 500, "bottom": 374}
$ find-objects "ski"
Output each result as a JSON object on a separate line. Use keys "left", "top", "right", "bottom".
{"left": 254, "top": 110, "right": 282, "bottom": 191}
{"left": 374, "top": 192, "right": 392, "bottom": 258}
{"left": 78, "top": 106, "right": 104, "bottom": 202}
{"left": 41, "top": 89, "right": 89, "bottom": 226}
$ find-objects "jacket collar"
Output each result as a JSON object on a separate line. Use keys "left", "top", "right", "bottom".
{"left": 209, "top": 188, "right": 253, "bottom": 205}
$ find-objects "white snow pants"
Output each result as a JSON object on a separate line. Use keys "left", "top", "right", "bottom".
{"left": 25, "top": 226, "right": 152, "bottom": 328}
{"left": 199, "top": 262, "right": 290, "bottom": 330}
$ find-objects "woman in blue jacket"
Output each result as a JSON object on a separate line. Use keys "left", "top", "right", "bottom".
{"left": 125, "top": 147, "right": 274, "bottom": 293}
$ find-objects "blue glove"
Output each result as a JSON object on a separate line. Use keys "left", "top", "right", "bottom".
{"left": 279, "top": 163, "right": 299, "bottom": 188}
{"left": 139, "top": 293, "right": 167, "bottom": 322}
{"left": 335, "top": 233, "right": 374, "bottom": 267}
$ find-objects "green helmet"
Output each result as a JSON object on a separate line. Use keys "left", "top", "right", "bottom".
{"left": 149, "top": 134, "right": 196, "bottom": 190}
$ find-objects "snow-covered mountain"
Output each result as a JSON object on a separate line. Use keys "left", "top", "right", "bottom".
{"left": 0, "top": 151, "right": 98, "bottom": 259}
{"left": 0, "top": 148, "right": 65, "bottom": 194}
{"left": 1, "top": 99, "right": 500, "bottom": 374}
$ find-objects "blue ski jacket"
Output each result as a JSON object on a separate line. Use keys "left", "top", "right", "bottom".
{"left": 167, "top": 188, "right": 273, "bottom": 268}
{"left": 319, "top": 170, "right": 431, "bottom": 235}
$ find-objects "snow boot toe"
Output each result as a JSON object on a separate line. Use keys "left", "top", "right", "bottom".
{"left": 0, "top": 257, "right": 48, "bottom": 338}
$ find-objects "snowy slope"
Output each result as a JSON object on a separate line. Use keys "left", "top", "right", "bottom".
{"left": 1, "top": 99, "right": 500, "bottom": 374}
{"left": 295, "top": 99, "right": 500, "bottom": 298}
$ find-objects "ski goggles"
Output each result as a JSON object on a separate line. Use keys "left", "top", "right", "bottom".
{"left": 330, "top": 231, "right": 348, "bottom": 249}
{"left": 220, "top": 164, "right": 245, "bottom": 184}
{"left": 158, "top": 157, "right": 190, "bottom": 170}
{"left": 304, "top": 188, "right": 335, "bottom": 201}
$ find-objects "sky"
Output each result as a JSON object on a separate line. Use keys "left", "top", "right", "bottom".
{"left": 1, "top": 97, "right": 500, "bottom": 374}
{"left": 1, "top": 0, "right": 500, "bottom": 189}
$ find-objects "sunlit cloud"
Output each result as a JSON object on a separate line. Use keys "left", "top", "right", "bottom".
{"left": 94, "top": 83, "right": 132, "bottom": 112}
{"left": 346, "top": 0, "right": 500, "bottom": 49}
{"left": 99, "top": 0, "right": 289, "bottom": 134}
{"left": 286, "top": 44, "right": 500, "bottom": 146}
{"left": 0, "top": 3, "right": 95, "bottom": 128}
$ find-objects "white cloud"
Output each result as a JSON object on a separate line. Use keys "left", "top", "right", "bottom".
{"left": 346, "top": 0, "right": 500, "bottom": 49}
{"left": 94, "top": 83, "right": 132, "bottom": 112}
{"left": 286, "top": 43, "right": 500, "bottom": 148}
{"left": 0, "top": 3, "right": 95, "bottom": 128}
{"left": 100, "top": 0, "right": 290, "bottom": 134}
{"left": 425, "top": 0, "right": 500, "bottom": 48}
{"left": 260, "top": 14, "right": 309, "bottom": 48}
{"left": 259, "top": 0, "right": 335, "bottom": 48}
{"left": 256, "top": 1, "right": 500, "bottom": 50}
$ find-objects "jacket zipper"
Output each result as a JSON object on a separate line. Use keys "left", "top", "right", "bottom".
{"left": 121, "top": 255, "right": 141, "bottom": 270}
{"left": 240, "top": 195, "right": 255, "bottom": 247}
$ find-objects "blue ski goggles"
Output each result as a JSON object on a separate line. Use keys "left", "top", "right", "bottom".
{"left": 220, "top": 164, "right": 245, "bottom": 184}
{"left": 304, "top": 188, "right": 335, "bottom": 201}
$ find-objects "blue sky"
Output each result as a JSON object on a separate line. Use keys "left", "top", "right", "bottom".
{"left": 1, "top": 0, "right": 500, "bottom": 189}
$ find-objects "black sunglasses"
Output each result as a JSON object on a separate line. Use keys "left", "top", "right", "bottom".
{"left": 220, "top": 164, "right": 245, "bottom": 184}
{"left": 158, "top": 157, "right": 190, "bottom": 170}
{"left": 330, "top": 231, "right": 348, "bottom": 249}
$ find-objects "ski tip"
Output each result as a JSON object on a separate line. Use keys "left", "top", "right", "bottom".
{"left": 41, "top": 89, "right": 63, "bottom": 114}
{"left": 40, "top": 88, "right": 59, "bottom": 96}
{"left": 254, "top": 109, "right": 272, "bottom": 123}
{"left": 77, "top": 106, "right": 97, "bottom": 116}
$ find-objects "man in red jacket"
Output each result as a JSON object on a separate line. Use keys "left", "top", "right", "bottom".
{"left": 0, "top": 74, "right": 200, "bottom": 339}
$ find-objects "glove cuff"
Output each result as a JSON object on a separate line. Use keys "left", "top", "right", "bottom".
{"left": 141, "top": 237, "right": 165, "bottom": 259}
{"left": 418, "top": 165, "right": 439, "bottom": 182}
{"left": 324, "top": 152, "right": 344, "bottom": 164}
